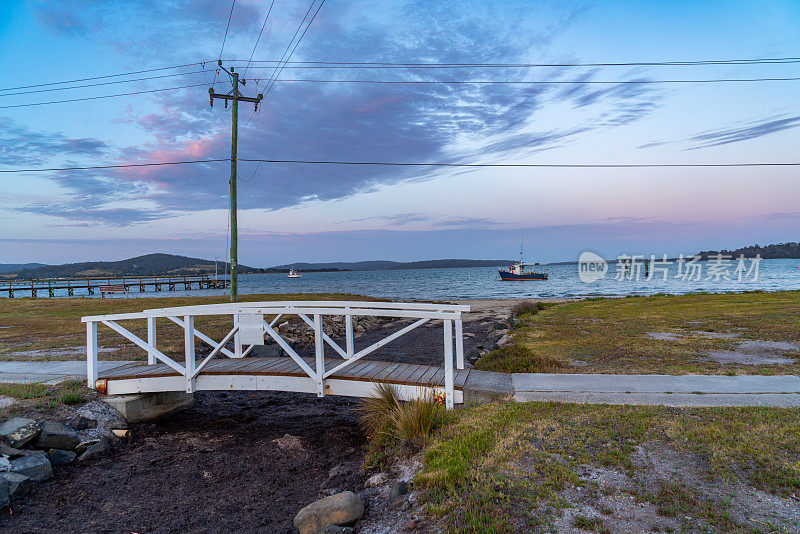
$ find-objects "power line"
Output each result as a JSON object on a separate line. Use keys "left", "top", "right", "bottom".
{"left": 3, "top": 55, "right": 797, "bottom": 94}
{"left": 2, "top": 159, "right": 798, "bottom": 173}
{"left": 219, "top": 0, "right": 237, "bottom": 61}
{"left": 242, "top": 0, "right": 277, "bottom": 78}
{"left": 263, "top": 0, "right": 319, "bottom": 93}
{"left": 0, "top": 82, "right": 224, "bottom": 109}
{"left": 236, "top": 57, "right": 800, "bottom": 68}
{"left": 3, "top": 74, "right": 798, "bottom": 109}
{"left": 255, "top": 76, "right": 800, "bottom": 85}
{"left": 0, "top": 69, "right": 210, "bottom": 97}
{"left": 265, "top": 0, "right": 327, "bottom": 95}
{"left": 0, "top": 62, "right": 209, "bottom": 93}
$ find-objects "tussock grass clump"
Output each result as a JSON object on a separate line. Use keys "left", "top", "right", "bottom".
{"left": 476, "top": 344, "right": 565, "bottom": 373}
{"left": 360, "top": 384, "right": 448, "bottom": 467}
{"left": 511, "top": 300, "right": 549, "bottom": 317}
{"left": 359, "top": 383, "right": 402, "bottom": 439}
{"left": 391, "top": 396, "right": 448, "bottom": 448}
{"left": 572, "top": 514, "right": 608, "bottom": 532}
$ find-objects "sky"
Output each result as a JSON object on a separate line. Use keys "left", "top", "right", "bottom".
{"left": 0, "top": 0, "right": 798, "bottom": 267}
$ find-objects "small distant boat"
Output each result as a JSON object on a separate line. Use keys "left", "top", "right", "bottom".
{"left": 287, "top": 267, "right": 302, "bottom": 278}
{"left": 498, "top": 238, "right": 549, "bottom": 281}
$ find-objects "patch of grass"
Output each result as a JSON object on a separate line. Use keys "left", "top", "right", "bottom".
{"left": 0, "top": 378, "right": 90, "bottom": 413}
{"left": 482, "top": 290, "right": 800, "bottom": 375}
{"left": 476, "top": 344, "right": 565, "bottom": 373}
{"left": 415, "top": 401, "right": 800, "bottom": 531}
{"left": 646, "top": 482, "right": 735, "bottom": 530}
{"left": 511, "top": 300, "right": 550, "bottom": 317}
{"left": 572, "top": 514, "right": 608, "bottom": 532}
{"left": 0, "top": 381, "right": 50, "bottom": 399}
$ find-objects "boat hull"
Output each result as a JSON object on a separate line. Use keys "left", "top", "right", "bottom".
{"left": 498, "top": 269, "right": 548, "bottom": 281}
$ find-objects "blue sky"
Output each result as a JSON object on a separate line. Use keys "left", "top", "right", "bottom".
{"left": 0, "top": 0, "right": 798, "bottom": 266}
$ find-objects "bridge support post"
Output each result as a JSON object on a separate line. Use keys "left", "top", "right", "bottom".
{"left": 345, "top": 309, "right": 354, "bottom": 357}
{"left": 147, "top": 317, "right": 157, "bottom": 365}
{"left": 444, "top": 319, "right": 454, "bottom": 409}
{"left": 184, "top": 315, "right": 196, "bottom": 393}
{"left": 87, "top": 321, "right": 98, "bottom": 388}
{"left": 314, "top": 314, "right": 325, "bottom": 397}
{"left": 233, "top": 314, "right": 243, "bottom": 357}
{"left": 455, "top": 317, "right": 464, "bottom": 370}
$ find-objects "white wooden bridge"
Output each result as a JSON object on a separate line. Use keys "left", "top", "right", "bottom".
{"left": 83, "top": 301, "right": 470, "bottom": 408}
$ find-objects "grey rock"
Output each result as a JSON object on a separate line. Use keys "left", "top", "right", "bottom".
{"left": 35, "top": 421, "right": 80, "bottom": 451}
{"left": 365, "top": 472, "right": 388, "bottom": 487}
{"left": 77, "top": 439, "right": 110, "bottom": 462}
{"left": 0, "top": 472, "right": 32, "bottom": 500}
{"left": 0, "top": 418, "right": 41, "bottom": 448}
{"left": 389, "top": 480, "right": 409, "bottom": 501}
{"left": 0, "top": 442, "right": 28, "bottom": 459}
{"left": 49, "top": 449, "right": 77, "bottom": 466}
{"left": 69, "top": 415, "right": 97, "bottom": 431}
{"left": 9, "top": 451, "right": 53, "bottom": 482}
{"left": 465, "top": 347, "right": 481, "bottom": 364}
{"left": 0, "top": 479, "right": 8, "bottom": 509}
{"left": 327, "top": 464, "right": 353, "bottom": 478}
{"left": 255, "top": 344, "right": 284, "bottom": 358}
{"left": 75, "top": 439, "right": 101, "bottom": 455}
{"left": 294, "top": 491, "right": 364, "bottom": 534}
{"left": 317, "top": 526, "right": 354, "bottom": 534}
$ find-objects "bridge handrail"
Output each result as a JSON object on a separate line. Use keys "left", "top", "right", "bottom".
{"left": 82, "top": 300, "right": 468, "bottom": 408}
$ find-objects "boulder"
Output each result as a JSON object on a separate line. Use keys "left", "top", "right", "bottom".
{"left": 389, "top": 480, "right": 409, "bottom": 501}
{"left": 294, "top": 491, "right": 364, "bottom": 534}
{"left": 9, "top": 451, "right": 53, "bottom": 482}
{"left": 77, "top": 439, "right": 110, "bottom": 462}
{"left": 0, "top": 418, "right": 41, "bottom": 448}
{"left": 35, "top": 421, "right": 80, "bottom": 451}
{"left": 49, "top": 449, "right": 77, "bottom": 466}
{"left": 0, "top": 472, "right": 32, "bottom": 500}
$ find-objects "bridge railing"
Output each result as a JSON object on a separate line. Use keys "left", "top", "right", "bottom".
{"left": 81, "top": 300, "right": 469, "bottom": 408}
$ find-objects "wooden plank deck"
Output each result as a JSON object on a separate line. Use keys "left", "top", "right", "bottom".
{"left": 98, "top": 356, "right": 469, "bottom": 390}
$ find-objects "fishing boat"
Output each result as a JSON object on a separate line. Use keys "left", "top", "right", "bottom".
{"left": 498, "top": 239, "right": 549, "bottom": 281}
{"left": 287, "top": 267, "right": 302, "bottom": 278}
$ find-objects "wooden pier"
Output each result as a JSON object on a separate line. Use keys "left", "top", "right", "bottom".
{"left": 2, "top": 274, "right": 227, "bottom": 298}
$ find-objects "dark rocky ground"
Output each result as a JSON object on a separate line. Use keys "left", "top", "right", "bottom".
{"left": 0, "top": 308, "right": 508, "bottom": 533}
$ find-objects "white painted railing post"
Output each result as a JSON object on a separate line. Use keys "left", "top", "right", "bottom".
{"left": 86, "top": 321, "right": 98, "bottom": 389}
{"left": 233, "top": 314, "right": 243, "bottom": 358}
{"left": 443, "top": 319, "right": 454, "bottom": 409}
{"left": 147, "top": 316, "right": 157, "bottom": 365}
{"left": 184, "top": 315, "right": 196, "bottom": 393}
{"left": 455, "top": 315, "right": 464, "bottom": 370}
{"left": 345, "top": 308, "right": 354, "bottom": 357}
{"left": 314, "top": 313, "right": 325, "bottom": 397}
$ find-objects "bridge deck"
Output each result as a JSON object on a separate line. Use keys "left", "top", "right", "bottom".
{"left": 96, "top": 357, "right": 469, "bottom": 402}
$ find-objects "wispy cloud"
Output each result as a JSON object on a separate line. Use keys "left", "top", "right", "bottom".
{"left": 638, "top": 114, "right": 800, "bottom": 150}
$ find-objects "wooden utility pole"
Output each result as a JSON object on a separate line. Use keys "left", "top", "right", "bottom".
{"left": 209, "top": 60, "right": 263, "bottom": 302}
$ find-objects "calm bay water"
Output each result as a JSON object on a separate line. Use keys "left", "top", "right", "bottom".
{"left": 7, "top": 259, "right": 800, "bottom": 300}
{"left": 216, "top": 258, "right": 800, "bottom": 300}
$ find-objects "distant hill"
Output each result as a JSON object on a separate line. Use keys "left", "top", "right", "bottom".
{"left": 12, "top": 253, "right": 263, "bottom": 279}
{"left": 0, "top": 263, "right": 48, "bottom": 274}
{"left": 268, "top": 259, "right": 512, "bottom": 272}
{"left": 697, "top": 241, "right": 800, "bottom": 260}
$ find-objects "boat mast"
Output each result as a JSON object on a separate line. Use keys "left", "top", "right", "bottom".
{"left": 519, "top": 236, "right": 524, "bottom": 264}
